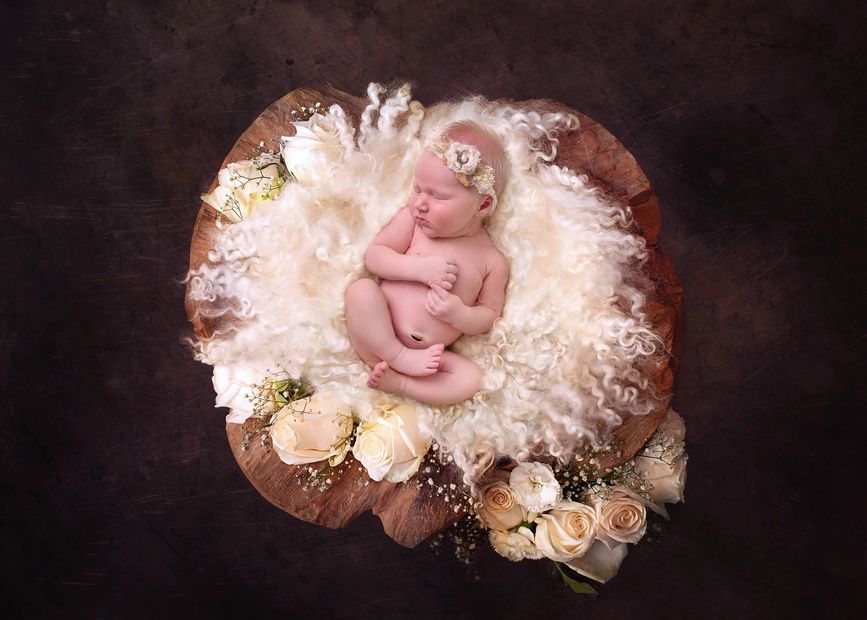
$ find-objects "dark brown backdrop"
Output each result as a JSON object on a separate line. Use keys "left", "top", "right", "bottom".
{"left": 1, "top": 1, "right": 864, "bottom": 618}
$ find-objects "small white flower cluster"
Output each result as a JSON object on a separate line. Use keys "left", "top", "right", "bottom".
{"left": 477, "top": 410, "right": 688, "bottom": 585}
{"left": 290, "top": 101, "right": 324, "bottom": 121}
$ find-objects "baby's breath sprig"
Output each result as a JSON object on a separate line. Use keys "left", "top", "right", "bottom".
{"left": 429, "top": 513, "right": 485, "bottom": 577}
{"left": 284, "top": 416, "right": 361, "bottom": 493}
{"left": 641, "top": 426, "right": 681, "bottom": 467}
{"left": 289, "top": 101, "right": 324, "bottom": 122}
{"left": 239, "top": 366, "right": 314, "bottom": 452}
{"left": 298, "top": 449, "right": 357, "bottom": 493}
{"left": 211, "top": 191, "right": 244, "bottom": 228}
{"left": 231, "top": 152, "right": 290, "bottom": 200}
{"left": 553, "top": 441, "right": 654, "bottom": 503}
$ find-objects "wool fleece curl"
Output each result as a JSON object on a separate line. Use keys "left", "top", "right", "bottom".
{"left": 186, "top": 83, "right": 662, "bottom": 488}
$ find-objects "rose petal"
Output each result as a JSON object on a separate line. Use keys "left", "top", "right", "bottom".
{"left": 565, "top": 539, "right": 629, "bottom": 584}
{"left": 212, "top": 365, "right": 258, "bottom": 423}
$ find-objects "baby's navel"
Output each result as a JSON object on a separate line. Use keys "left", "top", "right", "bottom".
{"left": 410, "top": 331, "right": 424, "bottom": 343}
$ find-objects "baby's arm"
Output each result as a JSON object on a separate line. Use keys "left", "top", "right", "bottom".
{"left": 426, "top": 253, "right": 509, "bottom": 335}
{"left": 365, "top": 207, "right": 458, "bottom": 289}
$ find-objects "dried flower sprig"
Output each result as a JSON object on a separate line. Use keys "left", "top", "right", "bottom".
{"left": 239, "top": 366, "right": 314, "bottom": 452}
{"left": 290, "top": 101, "right": 324, "bottom": 122}
{"left": 226, "top": 152, "right": 289, "bottom": 199}
{"left": 429, "top": 513, "right": 485, "bottom": 578}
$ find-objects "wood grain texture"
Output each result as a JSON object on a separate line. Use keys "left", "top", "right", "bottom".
{"left": 186, "top": 87, "right": 682, "bottom": 547}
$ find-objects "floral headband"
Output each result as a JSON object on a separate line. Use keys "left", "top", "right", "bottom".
{"left": 426, "top": 134, "right": 498, "bottom": 213}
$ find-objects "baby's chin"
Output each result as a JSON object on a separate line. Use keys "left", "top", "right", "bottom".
{"left": 415, "top": 219, "right": 441, "bottom": 237}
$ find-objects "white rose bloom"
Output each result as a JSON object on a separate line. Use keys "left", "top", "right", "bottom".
{"left": 352, "top": 404, "right": 431, "bottom": 483}
{"left": 444, "top": 142, "right": 481, "bottom": 175}
{"left": 270, "top": 391, "right": 354, "bottom": 466}
{"left": 280, "top": 112, "right": 345, "bottom": 183}
{"left": 212, "top": 365, "right": 259, "bottom": 423}
{"left": 634, "top": 408, "right": 689, "bottom": 518}
{"left": 490, "top": 526, "right": 543, "bottom": 561}
{"left": 565, "top": 538, "right": 629, "bottom": 584}
{"left": 533, "top": 501, "right": 598, "bottom": 562}
{"left": 509, "top": 462, "right": 562, "bottom": 513}
{"left": 634, "top": 454, "right": 688, "bottom": 518}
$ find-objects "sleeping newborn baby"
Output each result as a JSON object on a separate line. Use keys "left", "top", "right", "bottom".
{"left": 345, "top": 120, "right": 510, "bottom": 404}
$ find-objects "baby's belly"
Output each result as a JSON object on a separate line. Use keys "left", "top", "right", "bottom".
{"left": 380, "top": 280, "right": 462, "bottom": 348}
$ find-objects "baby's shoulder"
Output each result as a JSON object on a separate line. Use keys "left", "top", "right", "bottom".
{"left": 480, "top": 235, "right": 508, "bottom": 272}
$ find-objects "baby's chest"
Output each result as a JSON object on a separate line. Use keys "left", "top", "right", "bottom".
{"left": 408, "top": 238, "right": 487, "bottom": 287}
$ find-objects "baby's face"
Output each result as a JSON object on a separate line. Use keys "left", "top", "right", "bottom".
{"left": 410, "top": 151, "right": 489, "bottom": 238}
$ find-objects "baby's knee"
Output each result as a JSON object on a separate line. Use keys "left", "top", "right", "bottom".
{"left": 345, "top": 277, "right": 379, "bottom": 303}
{"left": 467, "top": 361, "right": 483, "bottom": 391}
{"left": 448, "top": 356, "right": 483, "bottom": 393}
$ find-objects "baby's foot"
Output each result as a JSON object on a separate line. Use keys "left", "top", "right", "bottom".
{"left": 388, "top": 343, "right": 444, "bottom": 377}
{"left": 368, "top": 361, "right": 389, "bottom": 389}
{"left": 367, "top": 361, "right": 407, "bottom": 394}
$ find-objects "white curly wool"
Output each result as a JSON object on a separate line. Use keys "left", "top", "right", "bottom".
{"left": 187, "top": 83, "right": 661, "bottom": 487}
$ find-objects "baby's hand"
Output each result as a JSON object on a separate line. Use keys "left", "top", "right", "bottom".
{"left": 425, "top": 282, "right": 465, "bottom": 325}
{"left": 418, "top": 255, "right": 458, "bottom": 290}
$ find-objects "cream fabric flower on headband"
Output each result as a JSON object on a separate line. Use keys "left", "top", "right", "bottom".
{"left": 444, "top": 141, "right": 481, "bottom": 174}
{"left": 428, "top": 135, "right": 498, "bottom": 212}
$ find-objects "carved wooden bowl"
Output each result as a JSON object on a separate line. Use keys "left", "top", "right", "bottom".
{"left": 186, "top": 85, "right": 682, "bottom": 548}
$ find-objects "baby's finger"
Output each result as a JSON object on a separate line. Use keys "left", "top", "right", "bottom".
{"left": 430, "top": 282, "right": 449, "bottom": 298}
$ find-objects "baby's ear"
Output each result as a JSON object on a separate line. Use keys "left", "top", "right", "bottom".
{"left": 478, "top": 195, "right": 493, "bottom": 214}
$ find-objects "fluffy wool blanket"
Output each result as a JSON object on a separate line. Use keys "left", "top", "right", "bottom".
{"left": 187, "top": 83, "right": 661, "bottom": 486}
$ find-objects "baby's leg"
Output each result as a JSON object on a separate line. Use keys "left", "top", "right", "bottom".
{"left": 345, "top": 278, "right": 444, "bottom": 377}
{"left": 368, "top": 351, "right": 482, "bottom": 405}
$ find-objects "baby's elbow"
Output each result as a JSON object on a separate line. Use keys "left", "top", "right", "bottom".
{"left": 363, "top": 245, "right": 382, "bottom": 272}
{"left": 469, "top": 307, "right": 499, "bottom": 335}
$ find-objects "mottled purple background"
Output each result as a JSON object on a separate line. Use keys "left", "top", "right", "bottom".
{"left": 2, "top": 1, "right": 864, "bottom": 618}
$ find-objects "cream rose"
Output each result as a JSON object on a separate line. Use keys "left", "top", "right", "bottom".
{"left": 270, "top": 391, "right": 354, "bottom": 466}
{"left": 476, "top": 470, "right": 527, "bottom": 531}
{"left": 634, "top": 454, "right": 688, "bottom": 518}
{"left": 565, "top": 538, "right": 629, "bottom": 584}
{"left": 280, "top": 112, "right": 345, "bottom": 183}
{"left": 509, "top": 462, "right": 562, "bottom": 513}
{"left": 595, "top": 488, "right": 647, "bottom": 545}
{"left": 634, "top": 409, "right": 688, "bottom": 517}
{"left": 352, "top": 404, "right": 430, "bottom": 483}
{"left": 533, "top": 501, "right": 598, "bottom": 562}
{"left": 212, "top": 365, "right": 259, "bottom": 423}
{"left": 489, "top": 526, "right": 543, "bottom": 561}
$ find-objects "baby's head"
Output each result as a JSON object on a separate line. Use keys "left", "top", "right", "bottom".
{"left": 436, "top": 120, "right": 509, "bottom": 209}
{"left": 411, "top": 121, "right": 509, "bottom": 238}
